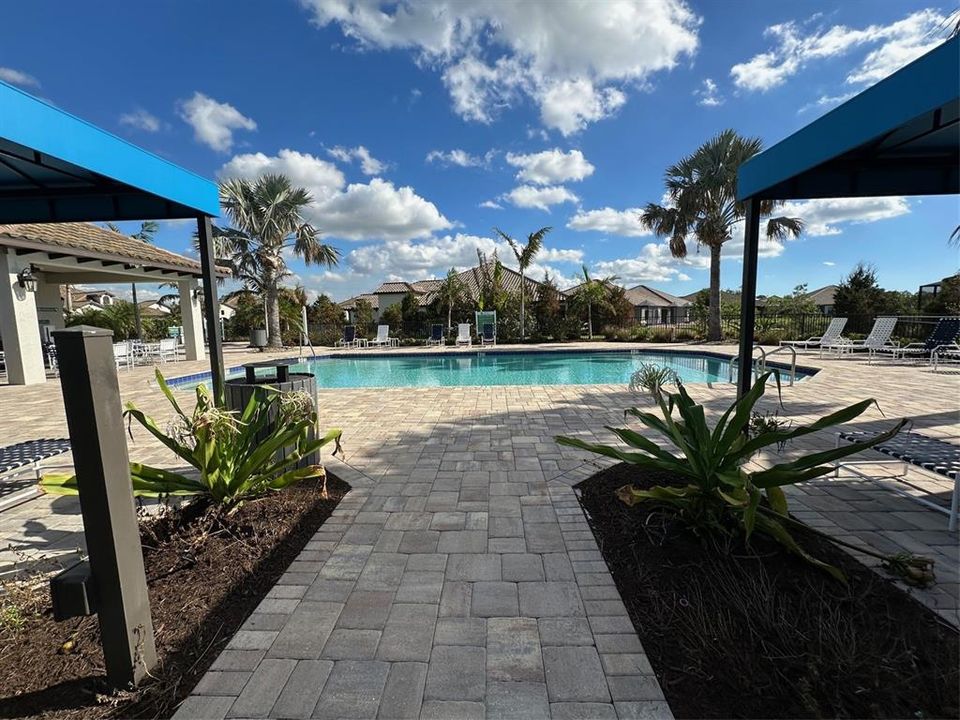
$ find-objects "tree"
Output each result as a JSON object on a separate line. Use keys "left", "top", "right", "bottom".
{"left": 353, "top": 299, "right": 374, "bottom": 336}
{"left": 106, "top": 220, "right": 158, "bottom": 339}
{"left": 400, "top": 291, "right": 420, "bottom": 324}
{"left": 641, "top": 129, "right": 804, "bottom": 341}
{"left": 573, "top": 265, "right": 618, "bottom": 339}
{"left": 381, "top": 303, "right": 403, "bottom": 330}
{"left": 833, "top": 263, "right": 886, "bottom": 321}
{"left": 762, "top": 284, "right": 817, "bottom": 315}
{"left": 435, "top": 268, "right": 467, "bottom": 330}
{"left": 495, "top": 226, "right": 551, "bottom": 340}
{"left": 532, "top": 271, "right": 562, "bottom": 339}
{"left": 922, "top": 274, "right": 960, "bottom": 315}
{"left": 218, "top": 174, "right": 340, "bottom": 348}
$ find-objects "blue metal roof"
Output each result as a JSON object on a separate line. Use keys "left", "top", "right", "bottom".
{"left": 738, "top": 36, "right": 959, "bottom": 201}
{"left": 0, "top": 81, "right": 220, "bottom": 223}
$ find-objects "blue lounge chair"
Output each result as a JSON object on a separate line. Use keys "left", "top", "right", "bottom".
{"left": 336, "top": 325, "right": 357, "bottom": 348}
{"left": 1, "top": 438, "right": 72, "bottom": 511}
{"left": 880, "top": 317, "right": 960, "bottom": 363}
{"left": 426, "top": 324, "right": 444, "bottom": 346}
{"left": 481, "top": 323, "right": 496, "bottom": 345}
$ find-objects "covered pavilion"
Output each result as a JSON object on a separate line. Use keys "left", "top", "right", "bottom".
{"left": 735, "top": 35, "right": 959, "bottom": 396}
{"left": 0, "top": 80, "right": 224, "bottom": 392}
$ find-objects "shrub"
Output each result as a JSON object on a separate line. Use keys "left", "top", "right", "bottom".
{"left": 556, "top": 372, "right": 931, "bottom": 583}
{"left": 647, "top": 326, "right": 674, "bottom": 343}
{"left": 629, "top": 363, "right": 679, "bottom": 396}
{"left": 632, "top": 326, "right": 652, "bottom": 342}
{"left": 44, "top": 370, "right": 343, "bottom": 507}
{"left": 755, "top": 327, "right": 788, "bottom": 345}
{"left": 674, "top": 327, "right": 699, "bottom": 342}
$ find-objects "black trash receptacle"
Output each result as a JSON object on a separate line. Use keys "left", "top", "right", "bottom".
{"left": 224, "top": 359, "right": 319, "bottom": 469}
{"left": 250, "top": 328, "right": 267, "bottom": 349}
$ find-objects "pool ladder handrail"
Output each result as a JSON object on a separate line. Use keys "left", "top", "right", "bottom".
{"left": 728, "top": 344, "right": 797, "bottom": 386}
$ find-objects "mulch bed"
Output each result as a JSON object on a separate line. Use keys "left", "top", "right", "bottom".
{"left": 575, "top": 463, "right": 959, "bottom": 719}
{"left": 0, "top": 475, "right": 349, "bottom": 720}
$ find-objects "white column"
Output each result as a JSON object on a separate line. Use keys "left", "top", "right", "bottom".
{"left": 0, "top": 250, "right": 46, "bottom": 384}
{"left": 179, "top": 279, "right": 205, "bottom": 361}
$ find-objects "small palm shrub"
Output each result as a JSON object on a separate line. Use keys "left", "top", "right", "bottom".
{"left": 44, "top": 370, "right": 343, "bottom": 508}
{"left": 629, "top": 363, "right": 679, "bottom": 397}
{"left": 557, "top": 372, "right": 931, "bottom": 583}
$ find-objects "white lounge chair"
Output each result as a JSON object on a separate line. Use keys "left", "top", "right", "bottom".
{"left": 369, "top": 324, "right": 398, "bottom": 348}
{"left": 780, "top": 317, "right": 847, "bottom": 350}
{"left": 113, "top": 341, "right": 133, "bottom": 370}
{"left": 456, "top": 323, "right": 472, "bottom": 347}
{"left": 820, "top": 317, "right": 898, "bottom": 359}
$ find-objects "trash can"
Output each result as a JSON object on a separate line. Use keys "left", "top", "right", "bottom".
{"left": 224, "top": 359, "right": 319, "bottom": 468}
{"left": 249, "top": 328, "right": 267, "bottom": 349}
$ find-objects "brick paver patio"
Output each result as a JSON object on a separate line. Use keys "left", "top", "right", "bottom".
{"left": 1, "top": 341, "right": 957, "bottom": 719}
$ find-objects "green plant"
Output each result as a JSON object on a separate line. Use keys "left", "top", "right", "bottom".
{"left": 629, "top": 363, "right": 679, "bottom": 397}
{"left": 674, "top": 327, "right": 699, "bottom": 341}
{"left": 556, "top": 372, "right": 916, "bottom": 581}
{"left": 647, "top": 326, "right": 674, "bottom": 342}
{"left": 44, "top": 370, "right": 343, "bottom": 508}
{"left": 749, "top": 411, "right": 792, "bottom": 452}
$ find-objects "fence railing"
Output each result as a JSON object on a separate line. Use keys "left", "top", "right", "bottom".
{"left": 305, "top": 313, "right": 947, "bottom": 345}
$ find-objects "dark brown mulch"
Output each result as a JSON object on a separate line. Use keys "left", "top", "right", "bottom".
{"left": 0, "top": 475, "right": 349, "bottom": 720}
{"left": 575, "top": 463, "right": 959, "bottom": 720}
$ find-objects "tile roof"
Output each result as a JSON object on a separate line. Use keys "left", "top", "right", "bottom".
{"left": 625, "top": 285, "right": 691, "bottom": 307}
{"left": 805, "top": 284, "right": 837, "bottom": 306}
{"left": 373, "top": 281, "right": 415, "bottom": 294}
{"left": 340, "top": 294, "right": 380, "bottom": 310}
{"left": 0, "top": 222, "right": 229, "bottom": 276}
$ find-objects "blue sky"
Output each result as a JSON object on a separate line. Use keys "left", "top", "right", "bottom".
{"left": 2, "top": 0, "right": 957, "bottom": 302}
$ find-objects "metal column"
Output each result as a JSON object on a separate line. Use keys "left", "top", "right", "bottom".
{"left": 52, "top": 326, "right": 157, "bottom": 686}
{"left": 737, "top": 197, "right": 761, "bottom": 399}
{"left": 196, "top": 215, "right": 225, "bottom": 401}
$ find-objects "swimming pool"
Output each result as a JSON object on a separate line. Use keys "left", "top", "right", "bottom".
{"left": 179, "top": 350, "right": 810, "bottom": 390}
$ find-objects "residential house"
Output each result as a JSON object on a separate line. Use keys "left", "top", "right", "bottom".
{"left": 624, "top": 285, "right": 692, "bottom": 324}
{"left": 805, "top": 285, "right": 837, "bottom": 315}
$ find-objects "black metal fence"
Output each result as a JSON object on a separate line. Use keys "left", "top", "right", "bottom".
{"left": 307, "top": 313, "right": 946, "bottom": 346}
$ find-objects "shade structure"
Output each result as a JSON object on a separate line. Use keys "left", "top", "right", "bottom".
{"left": 734, "top": 36, "right": 959, "bottom": 397}
{"left": 0, "top": 80, "right": 224, "bottom": 395}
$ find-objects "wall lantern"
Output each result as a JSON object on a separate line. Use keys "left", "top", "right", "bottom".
{"left": 17, "top": 266, "right": 39, "bottom": 293}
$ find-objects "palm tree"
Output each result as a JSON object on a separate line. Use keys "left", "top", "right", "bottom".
{"left": 641, "top": 129, "right": 803, "bottom": 341}
{"left": 495, "top": 226, "right": 551, "bottom": 340}
{"left": 106, "top": 220, "right": 158, "bottom": 339}
{"left": 574, "top": 265, "right": 618, "bottom": 339}
{"left": 436, "top": 268, "right": 467, "bottom": 331}
{"left": 219, "top": 174, "right": 340, "bottom": 348}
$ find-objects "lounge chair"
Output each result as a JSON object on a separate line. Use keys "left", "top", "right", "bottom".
{"left": 835, "top": 430, "right": 959, "bottom": 531}
{"left": 426, "top": 324, "right": 444, "bottom": 347}
{"left": 876, "top": 317, "right": 960, "bottom": 364}
{"left": 0, "top": 438, "right": 71, "bottom": 511}
{"left": 933, "top": 343, "right": 960, "bottom": 370}
{"left": 456, "top": 323, "right": 472, "bottom": 347}
{"left": 820, "top": 316, "right": 898, "bottom": 359}
{"left": 113, "top": 341, "right": 133, "bottom": 370}
{"left": 481, "top": 323, "right": 496, "bottom": 345}
{"left": 780, "top": 317, "right": 847, "bottom": 350}
{"left": 336, "top": 325, "right": 357, "bottom": 348}
{"left": 369, "top": 325, "right": 398, "bottom": 348}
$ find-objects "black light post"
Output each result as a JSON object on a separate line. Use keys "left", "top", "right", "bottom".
{"left": 737, "top": 197, "right": 761, "bottom": 399}
{"left": 196, "top": 216, "right": 225, "bottom": 402}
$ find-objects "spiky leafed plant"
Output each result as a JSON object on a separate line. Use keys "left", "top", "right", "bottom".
{"left": 495, "top": 226, "right": 551, "bottom": 340}
{"left": 641, "top": 129, "right": 804, "bottom": 341}
{"left": 436, "top": 267, "right": 467, "bottom": 331}
{"left": 573, "top": 265, "right": 619, "bottom": 339}
{"left": 219, "top": 174, "right": 340, "bottom": 348}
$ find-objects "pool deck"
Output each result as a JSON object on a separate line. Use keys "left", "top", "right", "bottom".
{"left": 0, "top": 340, "right": 957, "bottom": 719}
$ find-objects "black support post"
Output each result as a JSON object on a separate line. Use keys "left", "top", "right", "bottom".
{"left": 737, "top": 197, "right": 761, "bottom": 399}
{"left": 52, "top": 326, "right": 157, "bottom": 687}
{"left": 197, "top": 215, "right": 225, "bottom": 402}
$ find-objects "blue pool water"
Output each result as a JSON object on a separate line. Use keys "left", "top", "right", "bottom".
{"left": 188, "top": 350, "right": 804, "bottom": 389}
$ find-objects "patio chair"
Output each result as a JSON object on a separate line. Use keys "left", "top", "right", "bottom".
{"left": 780, "top": 317, "right": 847, "bottom": 350}
{"left": 113, "top": 341, "right": 133, "bottom": 370}
{"left": 876, "top": 317, "right": 960, "bottom": 364}
{"left": 481, "top": 323, "right": 496, "bottom": 345}
{"left": 369, "top": 325, "right": 398, "bottom": 348}
{"left": 933, "top": 343, "right": 960, "bottom": 370}
{"left": 426, "top": 324, "right": 444, "bottom": 346}
{"left": 0, "top": 438, "right": 71, "bottom": 511}
{"left": 456, "top": 323, "right": 472, "bottom": 347}
{"left": 835, "top": 430, "right": 959, "bottom": 531}
{"left": 820, "top": 317, "right": 898, "bottom": 359}
{"left": 336, "top": 325, "right": 357, "bottom": 348}
{"left": 154, "top": 337, "right": 179, "bottom": 363}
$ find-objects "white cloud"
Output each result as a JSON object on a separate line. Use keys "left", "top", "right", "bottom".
{"left": 0, "top": 67, "right": 39, "bottom": 88}
{"left": 693, "top": 78, "right": 723, "bottom": 107}
{"left": 779, "top": 196, "right": 910, "bottom": 236}
{"left": 823, "top": 261, "right": 836, "bottom": 266}
{"left": 327, "top": 145, "right": 386, "bottom": 175}
{"left": 505, "top": 149, "right": 594, "bottom": 185}
{"left": 178, "top": 92, "right": 257, "bottom": 152}
{"left": 426, "top": 148, "right": 494, "bottom": 168}
{"left": 505, "top": 185, "right": 579, "bottom": 211}
{"left": 567, "top": 207, "right": 652, "bottom": 237}
{"left": 300, "top": 0, "right": 700, "bottom": 134}
{"left": 479, "top": 200, "right": 503, "bottom": 210}
{"left": 219, "top": 149, "right": 451, "bottom": 242}
{"left": 797, "top": 91, "right": 857, "bottom": 114}
{"left": 730, "top": 9, "right": 946, "bottom": 92}
{"left": 119, "top": 108, "right": 161, "bottom": 132}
